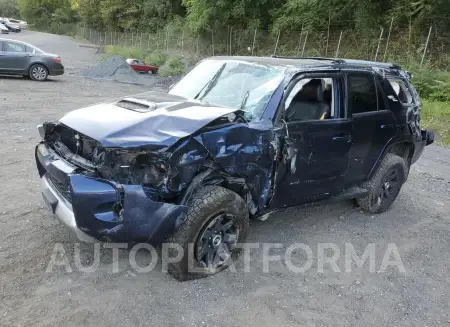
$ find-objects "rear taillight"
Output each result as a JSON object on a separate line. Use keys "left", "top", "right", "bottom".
{"left": 53, "top": 57, "right": 61, "bottom": 63}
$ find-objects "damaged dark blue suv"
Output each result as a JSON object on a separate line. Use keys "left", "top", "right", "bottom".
{"left": 36, "top": 56, "right": 434, "bottom": 280}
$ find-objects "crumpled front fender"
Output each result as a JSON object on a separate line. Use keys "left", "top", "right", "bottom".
{"left": 70, "top": 175, "right": 188, "bottom": 243}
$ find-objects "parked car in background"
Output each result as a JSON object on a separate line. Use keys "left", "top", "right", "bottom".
{"left": 0, "top": 38, "right": 64, "bottom": 80}
{"left": 0, "top": 18, "right": 21, "bottom": 32}
{"left": 0, "top": 23, "right": 9, "bottom": 34}
{"left": 126, "top": 58, "right": 158, "bottom": 74}
{"left": 7, "top": 18, "right": 28, "bottom": 30}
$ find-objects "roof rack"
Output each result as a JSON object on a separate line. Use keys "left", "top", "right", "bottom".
{"left": 270, "top": 55, "right": 346, "bottom": 64}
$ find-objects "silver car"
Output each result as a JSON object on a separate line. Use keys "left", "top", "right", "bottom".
{"left": 0, "top": 38, "right": 64, "bottom": 80}
{"left": 0, "top": 23, "right": 9, "bottom": 34}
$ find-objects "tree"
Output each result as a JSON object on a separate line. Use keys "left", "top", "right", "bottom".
{"left": 183, "top": 0, "right": 283, "bottom": 32}
{"left": 0, "top": 0, "right": 19, "bottom": 17}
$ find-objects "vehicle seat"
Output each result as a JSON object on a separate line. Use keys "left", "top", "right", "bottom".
{"left": 322, "top": 87, "right": 332, "bottom": 119}
{"left": 286, "top": 79, "right": 330, "bottom": 121}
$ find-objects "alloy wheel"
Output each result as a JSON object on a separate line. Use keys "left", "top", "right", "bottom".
{"left": 32, "top": 66, "right": 47, "bottom": 80}
{"left": 373, "top": 166, "right": 402, "bottom": 207}
{"left": 195, "top": 213, "right": 239, "bottom": 271}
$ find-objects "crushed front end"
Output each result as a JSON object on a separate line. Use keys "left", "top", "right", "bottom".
{"left": 36, "top": 122, "right": 188, "bottom": 243}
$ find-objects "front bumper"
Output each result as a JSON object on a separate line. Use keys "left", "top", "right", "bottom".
{"left": 36, "top": 143, "right": 188, "bottom": 243}
{"left": 41, "top": 175, "right": 97, "bottom": 242}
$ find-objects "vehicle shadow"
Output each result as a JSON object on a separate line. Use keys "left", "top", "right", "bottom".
{"left": 0, "top": 75, "right": 62, "bottom": 82}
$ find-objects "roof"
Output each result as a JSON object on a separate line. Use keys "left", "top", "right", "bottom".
{"left": 207, "top": 56, "right": 401, "bottom": 70}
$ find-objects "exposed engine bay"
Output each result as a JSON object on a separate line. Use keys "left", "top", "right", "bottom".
{"left": 40, "top": 111, "right": 279, "bottom": 214}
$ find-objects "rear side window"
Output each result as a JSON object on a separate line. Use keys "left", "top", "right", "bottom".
{"left": 25, "top": 45, "right": 35, "bottom": 53}
{"left": 387, "top": 78, "right": 413, "bottom": 104}
{"left": 4, "top": 41, "right": 26, "bottom": 53}
{"left": 347, "top": 73, "right": 378, "bottom": 114}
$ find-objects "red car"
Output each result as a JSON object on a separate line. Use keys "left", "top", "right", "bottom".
{"left": 126, "top": 58, "right": 158, "bottom": 74}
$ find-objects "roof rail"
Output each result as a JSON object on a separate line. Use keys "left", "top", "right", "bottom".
{"left": 270, "top": 55, "right": 346, "bottom": 64}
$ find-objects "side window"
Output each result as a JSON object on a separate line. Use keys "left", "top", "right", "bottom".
{"left": 387, "top": 78, "right": 413, "bottom": 104}
{"left": 4, "top": 42, "right": 26, "bottom": 53}
{"left": 25, "top": 45, "right": 35, "bottom": 53}
{"left": 347, "top": 73, "right": 378, "bottom": 115}
{"left": 284, "top": 77, "right": 335, "bottom": 122}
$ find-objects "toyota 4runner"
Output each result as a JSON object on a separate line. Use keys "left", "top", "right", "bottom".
{"left": 35, "top": 56, "right": 434, "bottom": 280}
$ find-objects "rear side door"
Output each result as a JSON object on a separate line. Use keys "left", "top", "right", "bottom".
{"left": 2, "top": 41, "right": 31, "bottom": 73}
{"left": 343, "top": 70, "right": 397, "bottom": 186}
{"left": 269, "top": 72, "right": 353, "bottom": 209}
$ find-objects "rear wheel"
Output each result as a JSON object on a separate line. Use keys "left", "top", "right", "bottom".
{"left": 356, "top": 153, "right": 407, "bottom": 213}
{"left": 29, "top": 64, "right": 48, "bottom": 81}
{"left": 167, "top": 186, "right": 249, "bottom": 281}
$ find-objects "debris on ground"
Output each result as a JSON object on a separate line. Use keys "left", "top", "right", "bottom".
{"left": 80, "top": 55, "right": 141, "bottom": 84}
{"left": 80, "top": 55, "right": 180, "bottom": 89}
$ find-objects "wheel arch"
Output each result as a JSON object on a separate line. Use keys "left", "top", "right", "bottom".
{"left": 367, "top": 138, "right": 415, "bottom": 181}
{"left": 28, "top": 61, "right": 49, "bottom": 74}
{"left": 178, "top": 169, "right": 255, "bottom": 215}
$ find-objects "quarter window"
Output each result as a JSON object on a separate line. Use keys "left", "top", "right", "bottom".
{"left": 388, "top": 78, "right": 413, "bottom": 104}
{"left": 347, "top": 73, "right": 378, "bottom": 114}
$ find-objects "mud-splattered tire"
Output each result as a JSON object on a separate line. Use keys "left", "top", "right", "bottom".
{"left": 167, "top": 186, "right": 249, "bottom": 281}
{"left": 356, "top": 153, "right": 407, "bottom": 213}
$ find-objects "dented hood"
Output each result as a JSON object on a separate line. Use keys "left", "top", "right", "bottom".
{"left": 58, "top": 91, "right": 239, "bottom": 148}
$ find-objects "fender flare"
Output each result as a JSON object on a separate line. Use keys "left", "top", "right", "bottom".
{"left": 366, "top": 136, "right": 415, "bottom": 181}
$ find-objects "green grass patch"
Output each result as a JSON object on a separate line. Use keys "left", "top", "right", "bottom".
{"left": 158, "top": 56, "right": 187, "bottom": 77}
{"left": 413, "top": 69, "right": 450, "bottom": 103}
{"left": 421, "top": 100, "right": 450, "bottom": 146}
{"left": 105, "top": 45, "right": 141, "bottom": 59}
{"left": 144, "top": 50, "right": 168, "bottom": 67}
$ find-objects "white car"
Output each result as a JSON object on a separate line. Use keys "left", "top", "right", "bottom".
{"left": 2, "top": 18, "right": 27, "bottom": 30}
{"left": 0, "top": 23, "right": 9, "bottom": 34}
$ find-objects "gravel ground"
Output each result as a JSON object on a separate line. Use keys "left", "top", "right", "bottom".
{"left": 1, "top": 31, "right": 450, "bottom": 327}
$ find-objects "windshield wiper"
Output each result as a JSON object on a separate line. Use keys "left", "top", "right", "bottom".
{"left": 240, "top": 90, "right": 250, "bottom": 109}
{"left": 194, "top": 63, "right": 226, "bottom": 100}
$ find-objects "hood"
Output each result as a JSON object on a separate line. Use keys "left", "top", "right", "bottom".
{"left": 58, "top": 91, "right": 240, "bottom": 148}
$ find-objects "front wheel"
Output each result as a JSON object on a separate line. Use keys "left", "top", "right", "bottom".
{"left": 29, "top": 64, "right": 48, "bottom": 81}
{"left": 356, "top": 153, "right": 407, "bottom": 213}
{"left": 167, "top": 186, "right": 249, "bottom": 281}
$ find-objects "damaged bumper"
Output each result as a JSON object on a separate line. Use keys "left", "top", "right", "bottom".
{"left": 36, "top": 143, "right": 188, "bottom": 243}
{"left": 412, "top": 129, "right": 435, "bottom": 164}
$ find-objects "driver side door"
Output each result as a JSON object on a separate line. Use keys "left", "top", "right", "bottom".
{"left": 269, "top": 72, "right": 353, "bottom": 209}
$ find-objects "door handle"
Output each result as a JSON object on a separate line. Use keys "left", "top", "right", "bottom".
{"left": 332, "top": 135, "right": 351, "bottom": 142}
{"left": 380, "top": 124, "right": 394, "bottom": 129}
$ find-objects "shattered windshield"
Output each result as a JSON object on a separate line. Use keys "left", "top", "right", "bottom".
{"left": 169, "top": 59, "right": 285, "bottom": 120}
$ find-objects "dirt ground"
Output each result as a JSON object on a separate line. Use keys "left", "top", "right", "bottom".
{"left": 1, "top": 31, "right": 450, "bottom": 327}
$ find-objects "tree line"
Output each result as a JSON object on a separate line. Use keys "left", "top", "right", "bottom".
{"left": 1, "top": 0, "right": 449, "bottom": 34}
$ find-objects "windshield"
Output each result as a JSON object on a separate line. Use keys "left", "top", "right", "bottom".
{"left": 169, "top": 59, "right": 285, "bottom": 120}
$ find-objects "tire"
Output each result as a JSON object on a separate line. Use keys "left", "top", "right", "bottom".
{"left": 29, "top": 64, "right": 48, "bottom": 81}
{"left": 167, "top": 186, "right": 249, "bottom": 281}
{"left": 356, "top": 153, "right": 407, "bottom": 213}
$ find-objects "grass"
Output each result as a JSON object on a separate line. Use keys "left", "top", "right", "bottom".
{"left": 105, "top": 45, "right": 142, "bottom": 59}
{"left": 104, "top": 45, "right": 188, "bottom": 76}
{"left": 421, "top": 100, "right": 450, "bottom": 146}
